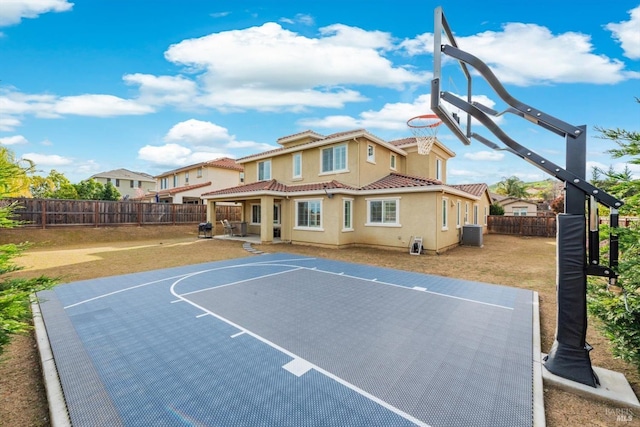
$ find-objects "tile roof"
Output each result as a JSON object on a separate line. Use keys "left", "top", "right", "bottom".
{"left": 157, "top": 181, "right": 212, "bottom": 196}
{"left": 91, "top": 168, "right": 155, "bottom": 181}
{"left": 237, "top": 129, "right": 387, "bottom": 163}
{"left": 205, "top": 157, "right": 244, "bottom": 171}
{"left": 449, "top": 183, "right": 488, "bottom": 198}
{"left": 203, "top": 174, "right": 489, "bottom": 199}
{"left": 277, "top": 130, "right": 325, "bottom": 143}
{"left": 361, "top": 173, "right": 442, "bottom": 190}
{"left": 202, "top": 179, "right": 356, "bottom": 197}
{"left": 156, "top": 157, "right": 243, "bottom": 177}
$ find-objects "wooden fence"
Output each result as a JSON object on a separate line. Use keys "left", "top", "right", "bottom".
{"left": 1, "top": 198, "right": 240, "bottom": 228}
{"left": 488, "top": 215, "right": 557, "bottom": 237}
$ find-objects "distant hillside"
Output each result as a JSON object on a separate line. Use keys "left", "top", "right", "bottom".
{"left": 489, "top": 178, "right": 562, "bottom": 201}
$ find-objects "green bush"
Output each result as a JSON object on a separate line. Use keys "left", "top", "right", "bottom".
{"left": 0, "top": 147, "right": 56, "bottom": 355}
{"left": 587, "top": 100, "right": 640, "bottom": 370}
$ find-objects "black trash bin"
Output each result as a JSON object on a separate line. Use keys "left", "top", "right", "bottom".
{"left": 198, "top": 222, "right": 213, "bottom": 239}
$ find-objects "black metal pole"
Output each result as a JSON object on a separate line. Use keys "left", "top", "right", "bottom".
{"left": 544, "top": 125, "right": 598, "bottom": 387}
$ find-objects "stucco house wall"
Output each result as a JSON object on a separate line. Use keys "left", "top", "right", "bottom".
{"left": 203, "top": 129, "right": 490, "bottom": 253}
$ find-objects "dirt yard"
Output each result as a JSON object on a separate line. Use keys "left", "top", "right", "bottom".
{"left": 0, "top": 225, "right": 638, "bottom": 426}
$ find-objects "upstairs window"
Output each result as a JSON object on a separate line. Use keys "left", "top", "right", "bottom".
{"left": 321, "top": 144, "right": 347, "bottom": 173}
{"left": 258, "top": 160, "right": 271, "bottom": 181}
{"left": 292, "top": 153, "right": 302, "bottom": 179}
{"left": 436, "top": 158, "right": 443, "bottom": 181}
{"left": 367, "top": 144, "right": 375, "bottom": 163}
{"left": 390, "top": 154, "right": 397, "bottom": 170}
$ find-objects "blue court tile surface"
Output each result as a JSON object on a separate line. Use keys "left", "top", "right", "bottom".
{"left": 37, "top": 253, "right": 535, "bottom": 427}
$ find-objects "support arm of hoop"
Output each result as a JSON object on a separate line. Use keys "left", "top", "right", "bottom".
{"left": 441, "top": 91, "right": 624, "bottom": 209}
{"left": 441, "top": 44, "right": 583, "bottom": 139}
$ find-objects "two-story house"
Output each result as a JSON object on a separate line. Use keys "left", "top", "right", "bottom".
{"left": 91, "top": 169, "right": 156, "bottom": 200}
{"left": 153, "top": 157, "right": 244, "bottom": 204}
{"left": 201, "top": 129, "right": 491, "bottom": 253}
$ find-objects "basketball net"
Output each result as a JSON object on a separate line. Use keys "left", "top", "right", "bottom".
{"left": 407, "top": 114, "right": 442, "bottom": 155}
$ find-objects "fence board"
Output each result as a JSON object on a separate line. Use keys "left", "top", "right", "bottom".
{"left": 488, "top": 215, "right": 557, "bottom": 237}
{"left": 3, "top": 198, "right": 215, "bottom": 228}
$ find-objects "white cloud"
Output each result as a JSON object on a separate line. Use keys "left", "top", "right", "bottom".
{"left": 0, "top": 0, "right": 73, "bottom": 27}
{"left": 0, "top": 134, "right": 28, "bottom": 145}
{"left": 464, "top": 151, "right": 505, "bottom": 161}
{"left": 123, "top": 73, "right": 198, "bottom": 107}
{"left": 164, "top": 119, "right": 231, "bottom": 145}
{"left": 138, "top": 143, "right": 228, "bottom": 168}
{"left": 280, "top": 13, "right": 314, "bottom": 26}
{"left": 460, "top": 23, "right": 640, "bottom": 85}
{"left": 163, "top": 22, "right": 424, "bottom": 111}
{"left": 21, "top": 152, "right": 72, "bottom": 166}
{"left": 404, "top": 22, "right": 640, "bottom": 85}
{"left": 0, "top": 89, "right": 154, "bottom": 121}
{"left": 606, "top": 5, "right": 640, "bottom": 60}
{"left": 55, "top": 94, "right": 154, "bottom": 117}
{"left": 299, "top": 92, "right": 499, "bottom": 132}
{"left": 210, "top": 11, "right": 231, "bottom": 19}
{"left": 399, "top": 33, "right": 434, "bottom": 55}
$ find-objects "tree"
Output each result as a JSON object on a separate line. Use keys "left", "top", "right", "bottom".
{"left": 489, "top": 203, "right": 504, "bottom": 215}
{"left": 99, "top": 181, "right": 121, "bottom": 201}
{"left": 587, "top": 98, "right": 640, "bottom": 369}
{"left": 29, "top": 169, "right": 78, "bottom": 199}
{"left": 496, "top": 176, "right": 527, "bottom": 198}
{"left": 0, "top": 148, "right": 56, "bottom": 354}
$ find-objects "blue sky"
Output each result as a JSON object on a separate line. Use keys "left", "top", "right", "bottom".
{"left": 1, "top": 0, "right": 639, "bottom": 185}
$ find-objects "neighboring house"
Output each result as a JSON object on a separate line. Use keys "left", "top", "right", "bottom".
{"left": 492, "top": 194, "right": 539, "bottom": 216}
{"left": 91, "top": 169, "right": 156, "bottom": 200}
{"left": 201, "top": 129, "right": 492, "bottom": 253}
{"left": 152, "top": 157, "right": 244, "bottom": 204}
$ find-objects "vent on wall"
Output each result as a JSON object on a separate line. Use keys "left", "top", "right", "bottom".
{"left": 462, "top": 225, "right": 483, "bottom": 247}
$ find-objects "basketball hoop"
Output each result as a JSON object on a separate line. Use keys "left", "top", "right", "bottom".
{"left": 407, "top": 114, "right": 442, "bottom": 155}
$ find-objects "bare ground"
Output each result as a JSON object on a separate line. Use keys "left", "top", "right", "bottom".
{"left": 0, "top": 225, "right": 638, "bottom": 426}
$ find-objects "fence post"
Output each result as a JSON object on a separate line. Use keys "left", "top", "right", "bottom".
{"left": 41, "top": 199, "right": 46, "bottom": 229}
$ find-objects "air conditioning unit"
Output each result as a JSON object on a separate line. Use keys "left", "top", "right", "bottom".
{"left": 462, "top": 225, "right": 483, "bottom": 247}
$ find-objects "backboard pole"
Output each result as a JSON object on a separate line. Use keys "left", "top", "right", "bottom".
{"left": 544, "top": 126, "right": 599, "bottom": 387}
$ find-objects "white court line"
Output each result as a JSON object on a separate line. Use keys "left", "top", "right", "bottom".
{"left": 175, "top": 262, "right": 513, "bottom": 310}
{"left": 62, "top": 257, "right": 312, "bottom": 310}
{"left": 292, "top": 266, "right": 514, "bottom": 310}
{"left": 230, "top": 331, "right": 245, "bottom": 338}
{"left": 179, "top": 267, "right": 303, "bottom": 297}
{"left": 169, "top": 278, "right": 430, "bottom": 427}
{"left": 196, "top": 313, "right": 209, "bottom": 318}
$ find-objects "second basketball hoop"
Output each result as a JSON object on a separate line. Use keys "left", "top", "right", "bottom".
{"left": 407, "top": 114, "right": 442, "bottom": 155}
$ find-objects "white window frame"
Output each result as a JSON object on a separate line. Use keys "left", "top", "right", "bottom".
{"left": 473, "top": 204, "right": 479, "bottom": 225}
{"left": 366, "top": 144, "right": 375, "bottom": 163}
{"left": 342, "top": 198, "right": 354, "bottom": 232}
{"left": 197, "top": 167, "right": 203, "bottom": 178}
{"left": 292, "top": 153, "right": 302, "bottom": 179}
{"left": 390, "top": 154, "right": 397, "bottom": 170}
{"left": 160, "top": 177, "right": 167, "bottom": 190}
{"left": 442, "top": 197, "right": 449, "bottom": 230}
{"left": 240, "top": 172, "right": 245, "bottom": 183}
{"left": 273, "top": 203, "right": 281, "bottom": 225}
{"left": 456, "top": 200, "right": 461, "bottom": 228}
{"left": 512, "top": 207, "right": 528, "bottom": 216}
{"left": 465, "top": 202, "right": 469, "bottom": 224}
{"left": 173, "top": 175, "right": 178, "bottom": 187}
{"left": 257, "top": 160, "right": 272, "bottom": 181}
{"left": 484, "top": 206, "right": 488, "bottom": 226}
{"left": 184, "top": 171, "right": 189, "bottom": 184}
{"left": 366, "top": 197, "right": 400, "bottom": 227}
{"left": 250, "top": 204, "right": 261, "bottom": 224}
{"left": 320, "top": 144, "right": 348, "bottom": 175}
{"left": 436, "top": 158, "right": 443, "bottom": 181}
{"left": 294, "top": 199, "right": 323, "bottom": 230}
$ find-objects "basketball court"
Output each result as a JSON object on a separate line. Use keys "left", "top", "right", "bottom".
{"left": 37, "top": 253, "right": 541, "bottom": 426}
